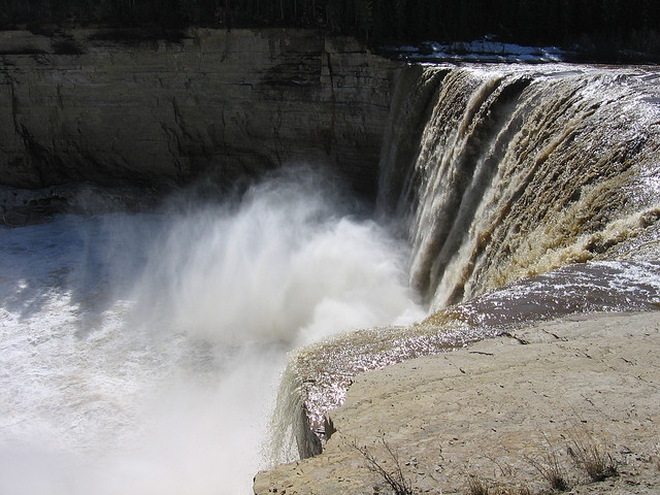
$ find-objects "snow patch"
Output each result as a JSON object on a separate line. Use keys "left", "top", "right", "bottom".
{"left": 394, "top": 38, "right": 566, "bottom": 63}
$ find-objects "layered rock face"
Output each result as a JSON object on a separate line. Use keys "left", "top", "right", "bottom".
{"left": 0, "top": 28, "right": 396, "bottom": 195}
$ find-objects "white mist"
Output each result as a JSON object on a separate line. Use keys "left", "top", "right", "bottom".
{"left": 0, "top": 166, "right": 423, "bottom": 494}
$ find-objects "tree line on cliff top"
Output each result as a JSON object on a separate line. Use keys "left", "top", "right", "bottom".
{"left": 2, "top": 0, "right": 659, "bottom": 59}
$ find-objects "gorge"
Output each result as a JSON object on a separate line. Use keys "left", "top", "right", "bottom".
{"left": 1, "top": 28, "right": 660, "bottom": 495}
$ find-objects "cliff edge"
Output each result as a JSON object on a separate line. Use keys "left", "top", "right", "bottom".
{"left": 255, "top": 311, "right": 660, "bottom": 494}
{"left": 0, "top": 28, "right": 396, "bottom": 195}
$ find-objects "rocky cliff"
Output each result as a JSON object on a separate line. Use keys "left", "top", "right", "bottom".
{"left": 0, "top": 28, "right": 396, "bottom": 196}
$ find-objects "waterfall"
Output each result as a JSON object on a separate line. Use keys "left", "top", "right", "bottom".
{"left": 3, "top": 60, "right": 660, "bottom": 490}
{"left": 276, "top": 64, "right": 660, "bottom": 459}
{"left": 380, "top": 64, "right": 660, "bottom": 310}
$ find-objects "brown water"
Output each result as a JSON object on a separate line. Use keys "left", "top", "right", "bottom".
{"left": 380, "top": 64, "right": 660, "bottom": 309}
{"left": 272, "top": 63, "right": 660, "bottom": 461}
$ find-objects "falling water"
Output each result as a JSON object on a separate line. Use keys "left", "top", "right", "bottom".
{"left": 279, "top": 63, "right": 660, "bottom": 455}
{"left": 380, "top": 64, "right": 660, "bottom": 309}
{"left": 3, "top": 62, "right": 660, "bottom": 489}
{"left": 0, "top": 166, "right": 423, "bottom": 494}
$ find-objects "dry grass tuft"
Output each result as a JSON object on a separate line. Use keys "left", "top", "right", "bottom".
{"left": 466, "top": 476, "right": 490, "bottom": 495}
{"left": 465, "top": 477, "right": 533, "bottom": 495}
{"left": 568, "top": 436, "right": 618, "bottom": 482}
{"left": 527, "top": 449, "right": 571, "bottom": 492}
{"left": 354, "top": 439, "right": 414, "bottom": 495}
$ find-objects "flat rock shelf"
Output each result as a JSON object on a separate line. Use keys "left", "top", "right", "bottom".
{"left": 254, "top": 311, "right": 660, "bottom": 495}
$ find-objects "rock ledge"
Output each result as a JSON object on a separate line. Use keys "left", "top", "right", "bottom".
{"left": 255, "top": 311, "right": 660, "bottom": 494}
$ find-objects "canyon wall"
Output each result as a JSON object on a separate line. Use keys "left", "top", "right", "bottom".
{"left": 0, "top": 28, "right": 397, "bottom": 195}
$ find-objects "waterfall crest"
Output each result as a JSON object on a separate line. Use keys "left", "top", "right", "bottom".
{"left": 379, "top": 64, "right": 660, "bottom": 310}
{"left": 274, "top": 64, "right": 660, "bottom": 461}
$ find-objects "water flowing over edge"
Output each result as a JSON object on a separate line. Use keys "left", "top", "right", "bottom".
{"left": 381, "top": 64, "right": 660, "bottom": 309}
{"left": 273, "top": 63, "right": 660, "bottom": 461}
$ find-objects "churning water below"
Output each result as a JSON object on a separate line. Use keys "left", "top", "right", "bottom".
{"left": 0, "top": 168, "right": 424, "bottom": 495}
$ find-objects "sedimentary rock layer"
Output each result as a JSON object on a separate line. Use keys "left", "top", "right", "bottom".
{"left": 0, "top": 28, "right": 396, "bottom": 194}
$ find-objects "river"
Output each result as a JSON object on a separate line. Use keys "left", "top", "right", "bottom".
{"left": 1, "top": 63, "right": 660, "bottom": 494}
